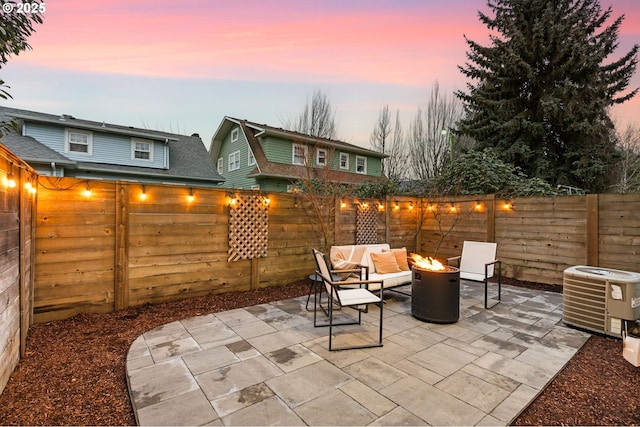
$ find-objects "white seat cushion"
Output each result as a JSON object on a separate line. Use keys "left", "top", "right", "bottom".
{"left": 367, "top": 271, "right": 412, "bottom": 291}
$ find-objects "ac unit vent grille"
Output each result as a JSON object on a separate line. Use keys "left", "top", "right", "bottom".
{"left": 563, "top": 273, "right": 606, "bottom": 333}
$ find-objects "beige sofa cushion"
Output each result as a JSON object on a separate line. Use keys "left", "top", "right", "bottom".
{"left": 370, "top": 251, "right": 402, "bottom": 274}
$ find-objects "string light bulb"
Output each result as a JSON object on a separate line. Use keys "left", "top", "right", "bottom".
{"left": 140, "top": 185, "right": 147, "bottom": 201}
{"left": 5, "top": 162, "right": 16, "bottom": 188}
{"left": 187, "top": 188, "right": 194, "bottom": 203}
{"left": 83, "top": 182, "right": 92, "bottom": 197}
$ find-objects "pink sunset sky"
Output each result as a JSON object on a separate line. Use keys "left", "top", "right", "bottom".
{"left": 2, "top": 0, "right": 639, "bottom": 148}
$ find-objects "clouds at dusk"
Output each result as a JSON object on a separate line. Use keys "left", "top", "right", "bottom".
{"left": 2, "top": 0, "right": 638, "bottom": 146}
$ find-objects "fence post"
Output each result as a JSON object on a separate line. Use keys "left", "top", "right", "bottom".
{"left": 486, "top": 194, "right": 496, "bottom": 242}
{"left": 385, "top": 195, "right": 391, "bottom": 245}
{"left": 586, "top": 194, "right": 599, "bottom": 266}
{"left": 251, "top": 258, "right": 259, "bottom": 290}
{"left": 114, "top": 182, "right": 129, "bottom": 310}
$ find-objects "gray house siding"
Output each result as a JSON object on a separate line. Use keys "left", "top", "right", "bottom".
{"left": 23, "top": 122, "right": 167, "bottom": 169}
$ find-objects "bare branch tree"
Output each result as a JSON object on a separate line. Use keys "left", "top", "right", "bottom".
{"left": 290, "top": 143, "right": 352, "bottom": 253}
{"left": 285, "top": 89, "right": 337, "bottom": 139}
{"left": 612, "top": 122, "right": 640, "bottom": 193}
{"left": 370, "top": 105, "right": 408, "bottom": 181}
{"left": 370, "top": 105, "right": 391, "bottom": 171}
{"left": 408, "top": 81, "right": 463, "bottom": 179}
{"left": 386, "top": 110, "right": 408, "bottom": 181}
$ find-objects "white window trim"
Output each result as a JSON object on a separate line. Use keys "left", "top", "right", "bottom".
{"left": 292, "top": 143, "right": 308, "bottom": 165}
{"left": 228, "top": 150, "right": 241, "bottom": 171}
{"left": 248, "top": 148, "right": 256, "bottom": 166}
{"left": 339, "top": 152, "right": 349, "bottom": 170}
{"left": 65, "top": 128, "right": 93, "bottom": 156}
{"left": 316, "top": 148, "right": 327, "bottom": 167}
{"left": 131, "top": 138, "right": 154, "bottom": 162}
{"left": 231, "top": 128, "right": 239, "bottom": 142}
{"left": 217, "top": 158, "right": 223, "bottom": 174}
{"left": 356, "top": 155, "right": 367, "bottom": 174}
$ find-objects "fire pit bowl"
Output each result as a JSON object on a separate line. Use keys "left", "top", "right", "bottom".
{"left": 411, "top": 264, "right": 460, "bottom": 323}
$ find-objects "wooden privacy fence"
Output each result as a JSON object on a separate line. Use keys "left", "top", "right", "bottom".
{"left": 0, "top": 146, "right": 36, "bottom": 396}
{"left": 33, "top": 178, "right": 640, "bottom": 324}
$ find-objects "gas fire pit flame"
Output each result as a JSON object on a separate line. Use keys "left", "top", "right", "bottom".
{"left": 410, "top": 253, "right": 445, "bottom": 271}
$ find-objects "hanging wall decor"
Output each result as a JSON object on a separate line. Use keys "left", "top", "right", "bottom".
{"left": 356, "top": 203, "right": 378, "bottom": 245}
{"left": 228, "top": 193, "right": 269, "bottom": 262}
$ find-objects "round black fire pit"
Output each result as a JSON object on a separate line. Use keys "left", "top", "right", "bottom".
{"left": 411, "top": 265, "right": 460, "bottom": 323}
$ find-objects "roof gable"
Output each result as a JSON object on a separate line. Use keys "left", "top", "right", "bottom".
{"left": 210, "top": 116, "right": 386, "bottom": 186}
{"left": 0, "top": 106, "right": 224, "bottom": 185}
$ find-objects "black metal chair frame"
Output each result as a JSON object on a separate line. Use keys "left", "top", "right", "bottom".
{"left": 311, "top": 249, "right": 384, "bottom": 351}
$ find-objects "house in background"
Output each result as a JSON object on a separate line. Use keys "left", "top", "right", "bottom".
{"left": 209, "top": 116, "right": 387, "bottom": 192}
{"left": 0, "top": 106, "right": 224, "bottom": 187}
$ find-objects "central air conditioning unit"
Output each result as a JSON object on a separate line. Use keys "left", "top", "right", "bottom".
{"left": 563, "top": 266, "right": 640, "bottom": 337}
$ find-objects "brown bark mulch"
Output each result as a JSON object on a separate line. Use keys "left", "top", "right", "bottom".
{"left": 0, "top": 278, "right": 638, "bottom": 426}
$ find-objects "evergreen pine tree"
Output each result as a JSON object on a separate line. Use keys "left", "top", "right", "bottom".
{"left": 457, "top": 0, "right": 638, "bottom": 192}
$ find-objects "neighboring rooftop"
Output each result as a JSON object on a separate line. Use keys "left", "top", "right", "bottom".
{"left": 0, "top": 106, "right": 224, "bottom": 186}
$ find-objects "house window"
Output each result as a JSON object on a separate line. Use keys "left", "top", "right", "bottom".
{"left": 217, "top": 158, "right": 223, "bottom": 174}
{"left": 356, "top": 156, "right": 367, "bottom": 174}
{"left": 231, "top": 128, "right": 239, "bottom": 142}
{"left": 316, "top": 148, "right": 327, "bottom": 167}
{"left": 292, "top": 144, "right": 308, "bottom": 165}
{"left": 229, "top": 151, "right": 241, "bottom": 171}
{"left": 248, "top": 149, "right": 256, "bottom": 166}
{"left": 132, "top": 138, "right": 153, "bottom": 161}
{"left": 65, "top": 129, "right": 92, "bottom": 155}
{"left": 339, "top": 152, "right": 349, "bottom": 170}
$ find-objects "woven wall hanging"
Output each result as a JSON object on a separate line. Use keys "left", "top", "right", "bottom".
{"left": 228, "top": 194, "right": 269, "bottom": 262}
{"left": 356, "top": 203, "right": 378, "bottom": 245}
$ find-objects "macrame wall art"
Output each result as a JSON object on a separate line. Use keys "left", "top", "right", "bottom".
{"left": 356, "top": 203, "right": 378, "bottom": 244}
{"left": 228, "top": 193, "right": 269, "bottom": 262}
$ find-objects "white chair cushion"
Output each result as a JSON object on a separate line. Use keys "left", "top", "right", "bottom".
{"left": 367, "top": 271, "right": 412, "bottom": 291}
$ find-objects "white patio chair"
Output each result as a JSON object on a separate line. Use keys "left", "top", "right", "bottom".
{"left": 312, "top": 248, "right": 384, "bottom": 351}
{"left": 447, "top": 241, "right": 502, "bottom": 309}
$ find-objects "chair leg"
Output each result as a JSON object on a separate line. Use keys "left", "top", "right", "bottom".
{"left": 484, "top": 279, "right": 501, "bottom": 309}
{"left": 305, "top": 276, "right": 316, "bottom": 311}
{"left": 328, "top": 294, "right": 384, "bottom": 351}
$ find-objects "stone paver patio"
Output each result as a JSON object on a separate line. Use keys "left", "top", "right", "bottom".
{"left": 126, "top": 281, "right": 590, "bottom": 426}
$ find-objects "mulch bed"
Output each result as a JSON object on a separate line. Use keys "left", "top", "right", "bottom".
{"left": 0, "top": 278, "right": 638, "bottom": 426}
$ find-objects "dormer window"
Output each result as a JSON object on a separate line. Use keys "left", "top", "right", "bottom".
{"left": 132, "top": 138, "right": 153, "bottom": 161}
{"left": 292, "top": 144, "right": 308, "bottom": 165}
{"left": 65, "top": 129, "right": 92, "bottom": 155}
